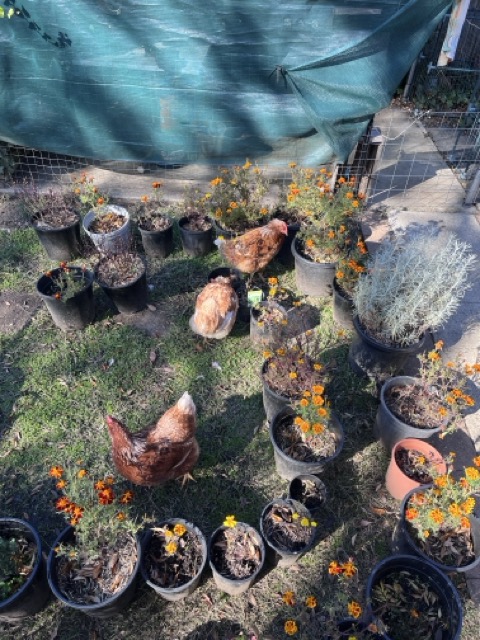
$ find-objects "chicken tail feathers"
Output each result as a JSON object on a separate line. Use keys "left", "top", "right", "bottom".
{"left": 214, "top": 238, "right": 225, "bottom": 248}
{"left": 177, "top": 392, "right": 196, "bottom": 415}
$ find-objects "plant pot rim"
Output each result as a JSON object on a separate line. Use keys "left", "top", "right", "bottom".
{"left": 400, "top": 486, "right": 480, "bottom": 572}
{"left": 208, "top": 522, "right": 265, "bottom": 583}
{"left": 138, "top": 214, "right": 173, "bottom": 232}
{"left": 94, "top": 256, "right": 146, "bottom": 290}
{"left": 0, "top": 518, "right": 43, "bottom": 610}
{"left": 141, "top": 518, "right": 207, "bottom": 593}
{"left": 333, "top": 276, "right": 353, "bottom": 301}
{"left": 260, "top": 497, "right": 316, "bottom": 555}
{"left": 83, "top": 205, "right": 130, "bottom": 238}
{"left": 291, "top": 236, "right": 337, "bottom": 266}
{"left": 353, "top": 315, "right": 427, "bottom": 352}
{"left": 251, "top": 300, "right": 288, "bottom": 320}
{"left": 47, "top": 526, "right": 141, "bottom": 612}
{"left": 178, "top": 215, "right": 213, "bottom": 232}
{"left": 32, "top": 212, "right": 81, "bottom": 231}
{"left": 269, "top": 406, "right": 345, "bottom": 467}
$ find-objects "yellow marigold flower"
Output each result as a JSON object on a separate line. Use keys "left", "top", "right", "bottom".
{"left": 438, "top": 406, "right": 448, "bottom": 417}
{"left": 268, "top": 277, "right": 278, "bottom": 285}
{"left": 282, "top": 590, "right": 296, "bottom": 606}
{"left": 305, "top": 595, "right": 317, "bottom": 608}
{"left": 423, "top": 530, "right": 430, "bottom": 538}
{"left": 461, "top": 497, "right": 476, "bottom": 514}
{"left": 348, "top": 601, "right": 362, "bottom": 619}
{"left": 223, "top": 515, "right": 237, "bottom": 528}
{"left": 263, "top": 350, "right": 272, "bottom": 359}
{"left": 449, "top": 503, "right": 462, "bottom": 517}
{"left": 342, "top": 560, "right": 357, "bottom": 577}
{"left": 289, "top": 372, "right": 298, "bottom": 379}
{"left": 428, "top": 351, "right": 440, "bottom": 361}
{"left": 173, "top": 523, "right": 187, "bottom": 536}
{"left": 312, "top": 395, "right": 325, "bottom": 406}
{"left": 116, "top": 512, "right": 126, "bottom": 521}
{"left": 465, "top": 467, "right": 480, "bottom": 481}
{"left": 434, "top": 475, "right": 448, "bottom": 488}
{"left": 164, "top": 529, "right": 174, "bottom": 538}
{"left": 77, "top": 469, "right": 88, "bottom": 479}
{"left": 289, "top": 162, "right": 297, "bottom": 168}
{"left": 352, "top": 200, "right": 359, "bottom": 208}
{"left": 165, "top": 541, "right": 178, "bottom": 554}
{"left": 313, "top": 363, "right": 322, "bottom": 371}
{"left": 210, "top": 177, "right": 223, "bottom": 186}
{"left": 277, "top": 348, "right": 286, "bottom": 356}
{"left": 300, "top": 517, "right": 310, "bottom": 526}
{"left": 260, "top": 207, "right": 269, "bottom": 215}
{"left": 328, "top": 560, "right": 343, "bottom": 575}
{"left": 229, "top": 201, "right": 238, "bottom": 208}
{"left": 49, "top": 466, "right": 64, "bottom": 479}
{"left": 284, "top": 620, "right": 298, "bottom": 636}
{"left": 243, "top": 159, "right": 252, "bottom": 169}
{"left": 300, "top": 398, "right": 309, "bottom": 407}
{"left": 303, "top": 390, "right": 312, "bottom": 397}
{"left": 292, "top": 512, "right": 300, "bottom": 520}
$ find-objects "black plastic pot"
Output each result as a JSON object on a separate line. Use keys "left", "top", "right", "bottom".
{"left": 33, "top": 217, "right": 81, "bottom": 261}
{"left": 0, "top": 518, "right": 51, "bottom": 621}
{"left": 207, "top": 267, "right": 249, "bottom": 323}
{"left": 250, "top": 301, "right": 287, "bottom": 350}
{"left": 366, "top": 554, "right": 463, "bottom": 640}
{"left": 36, "top": 267, "right": 95, "bottom": 331}
{"left": 139, "top": 218, "right": 174, "bottom": 259}
{"left": 375, "top": 376, "right": 442, "bottom": 450}
{"left": 269, "top": 406, "right": 344, "bottom": 481}
{"left": 96, "top": 265, "right": 148, "bottom": 315}
{"left": 348, "top": 316, "right": 427, "bottom": 381}
{"left": 291, "top": 237, "right": 336, "bottom": 297}
{"left": 288, "top": 474, "right": 327, "bottom": 516}
{"left": 337, "top": 618, "right": 383, "bottom": 639}
{"left": 213, "top": 220, "right": 239, "bottom": 240}
{"left": 398, "top": 486, "right": 480, "bottom": 575}
{"left": 260, "top": 498, "right": 316, "bottom": 567}
{"left": 261, "top": 360, "right": 291, "bottom": 424}
{"left": 178, "top": 216, "right": 214, "bottom": 257}
{"left": 141, "top": 519, "right": 207, "bottom": 602}
{"left": 208, "top": 523, "right": 265, "bottom": 596}
{"left": 276, "top": 222, "right": 300, "bottom": 266}
{"left": 332, "top": 277, "right": 354, "bottom": 331}
{"left": 47, "top": 527, "right": 141, "bottom": 618}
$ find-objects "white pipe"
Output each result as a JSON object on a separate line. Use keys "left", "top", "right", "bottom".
{"left": 437, "top": 0, "right": 470, "bottom": 66}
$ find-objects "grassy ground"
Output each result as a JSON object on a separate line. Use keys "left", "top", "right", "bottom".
{"left": 0, "top": 220, "right": 479, "bottom": 640}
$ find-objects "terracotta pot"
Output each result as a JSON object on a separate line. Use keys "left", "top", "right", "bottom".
{"left": 385, "top": 438, "right": 446, "bottom": 501}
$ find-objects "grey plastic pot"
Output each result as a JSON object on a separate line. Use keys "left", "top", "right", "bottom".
{"left": 47, "top": 527, "right": 141, "bottom": 618}
{"left": 366, "top": 554, "right": 463, "bottom": 640}
{"left": 375, "top": 376, "right": 442, "bottom": 450}
{"left": 291, "top": 237, "right": 336, "bottom": 297}
{"left": 250, "top": 301, "right": 288, "bottom": 350}
{"left": 141, "top": 519, "right": 207, "bottom": 602}
{"left": 260, "top": 498, "right": 316, "bottom": 567}
{"left": 83, "top": 205, "right": 131, "bottom": 254}
{"left": 269, "top": 406, "right": 344, "bottom": 481}
{"left": 0, "top": 518, "right": 51, "bottom": 621}
{"left": 208, "top": 523, "right": 265, "bottom": 596}
{"left": 348, "top": 315, "right": 427, "bottom": 381}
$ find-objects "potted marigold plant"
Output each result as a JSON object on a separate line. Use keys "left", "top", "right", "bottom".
{"left": 208, "top": 515, "right": 265, "bottom": 596}
{"left": 141, "top": 519, "right": 207, "bottom": 602}
{"left": 250, "top": 277, "right": 300, "bottom": 350}
{"left": 376, "top": 340, "right": 478, "bottom": 450}
{"left": 333, "top": 238, "right": 368, "bottom": 330}
{"left": 288, "top": 166, "right": 364, "bottom": 297}
{"left": 349, "top": 228, "right": 476, "bottom": 380}
{"left": 261, "top": 338, "right": 327, "bottom": 422}
{"left": 400, "top": 461, "right": 480, "bottom": 574}
{"left": 209, "top": 159, "right": 270, "bottom": 235}
{"left": 269, "top": 382, "right": 344, "bottom": 480}
{"left": 136, "top": 181, "right": 174, "bottom": 259}
{"left": 177, "top": 185, "right": 214, "bottom": 257}
{"left": 46, "top": 462, "right": 143, "bottom": 618}
{"left": 19, "top": 184, "right": 82, "bottom": 261}
{"left": 36, "top": 262, "right": 95, "bottom": 331}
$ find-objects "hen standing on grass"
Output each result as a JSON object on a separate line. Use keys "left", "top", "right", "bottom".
{"left": 189, "top": 276, "right": 239, "bottom": 339}
{"left": 106, "top": 392, "right": 199, "bottom": 486}
{"left": 214, "top": 218, "right": 288, "bottom": 275}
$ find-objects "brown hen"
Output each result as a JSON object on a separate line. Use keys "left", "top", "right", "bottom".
{"left": 214, "top": 218, "right": 288, "bottom": 274}
{"left": 189, "top": 276, "right": 239, "bottom": 339}
{"left": 106, "top": 392, "right": 199, "bottom": 486}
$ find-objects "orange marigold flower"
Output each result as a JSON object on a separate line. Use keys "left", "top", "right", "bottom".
{"left": 449, "top": 503, "right": 462, "bottom": 517}
{"left": 97, "top": 197, "right": 105, "bottom": 205}
{"left": 300, "top": 423, "right": 310, "bottom": 434}
{"left": 105, "top": 476, "right": 114, "bottom": 485}
{"left": 210, "top": 177, "right": 223, "bottom": 186}
{"left": 119, "top": 490, "right": 134, "bottom": 504}
{"left": 473, "top": 456, "right": 480, "bottom": 468}
{"left": 312, "top": 385, "right": 324, "bottom": 394}
{"left": 405, "top": 508, "right": 419, "bottom": 520}
{"left": 77, "top": 469, "right": 88, "bottom": 479}
{"left": 94, "top": 480, "right": 106, "bottom": 491}
{"left": 434, "top": 475, "right": 448, "bottom": 488}
{"left": 54, "top": 293, "right": 62, "bottom": 300}
{"left": 328, "top": 230, "right": 335, "bottom": 239}
{"left": 173, "top": 523, "right": 187, "bottom": 536}
{"left": 98, "top": 488, "right": 115, "bottom": 505}
{"left": 317, "top": 407, "right": 328, "bottom": 417}
{"left": 303, "top": 390, "right": 312, "bottom": 397}
{"left": 428, "top": 351, "right": 440, "bottom": 361}
{"left": 429, "top": 509, "right": 444, "bottom": 524}
{"left": 300, "top": 398, "right": 309, "bottom": 407}
{"left": 284, "top": 620, "right": 298, "bottom": 636}
{"left": 282, "top": 590, "right": 296, "bottom": 606}
{"left": 328, "top": 560, "right": 343, "bottom": 575}
{"left": 305, "top": 595, "right": 317, "bottom": 608}
{"left": 434, "top": 340, "right": 444, "bottom": 350}
{"left": 116, "top": 512, "right": 127, "bottom": 521}
{"left": 312, "top": 423, "right": 324, "bottom": 434}
{"left": 312, "top": 395, "right": 324, "bottom": 406}
{"left": 465, "top": 467, "right": 480, "bottom": 481}
{"left": 348, "top": 601, "right": 362, "bottom": 619}
{"left": 71, "top": 505, "right": 84, "bottom": 519}
{"left": 461, "top": 497, "right": 476, "bottom": 514}
{"left": 461, "top": 516, "right": 471, "bottom": 528}
{"left": 152, "top": 181, "right": 162, "bottom": 189}
{"left": 140, "top": 195, "right": 149, "bottom": 202}
{"left": 289, "top": 372, "right": 298, "bottom": 379}
{"left": 49, "top": 466, "right": 64, "bottom": 479}
{"left": 70, "top": 517, "right": 80, "bottom": 526}
{"left": 342, "top": 560, "right": 358, "bottom": 577}
{"left": 56, "top": 497, "right": 70, "bottom": 511}
{"left": 438, "top": 406, "right": 448, "bottom": 417}
{"left": 56, "top": 479, "right": 67, "bottom": 490}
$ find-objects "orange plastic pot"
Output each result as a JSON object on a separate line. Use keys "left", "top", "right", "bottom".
{"left": 385, "top": 438, "right": 446, "bottom": 501}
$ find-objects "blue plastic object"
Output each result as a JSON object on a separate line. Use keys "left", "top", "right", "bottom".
{"left": 0, "top": 0, "right": 451, "bottom": 165}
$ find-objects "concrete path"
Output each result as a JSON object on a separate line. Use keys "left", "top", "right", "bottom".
{"left": 367, "top": 107, "right": 480, "bottom": 450}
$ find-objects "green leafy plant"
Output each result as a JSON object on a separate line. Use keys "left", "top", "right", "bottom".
{"left": 352, "top": 228, "right": 476, "bottom": 345}
{"left": 0, "top": 534, "right": 35, "bottom": 601}
{"left": 43, "top": 263, "right": 90, "bottom": 302}
{"left": 72, "top": 173, "right": 109, "bottom": 213}
{"left": 135, "top": 181, "right": 172, "bottom": 231}
{"left": 209, "top": 159, "right": 271, "bottom": 231}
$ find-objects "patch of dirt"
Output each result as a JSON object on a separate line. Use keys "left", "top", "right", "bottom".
{"left": 0, "top": 195, "right": 28, "bottom": 230}
{"left": 113, "top": 307, "right": 171, "bottom": 337}
{"left": 0, "top": 292, "right": 41, "bottom": 334}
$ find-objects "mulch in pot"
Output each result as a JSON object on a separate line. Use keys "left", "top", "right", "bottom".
{"left": 32, "top": 208, "right": 78, "bottom": 229}
{"left": 385, "top": 383, "right": 447, "bottom": 430}
{"left": 395, "top": 446, "right": 437, "bottom": 484}
{"left": 182, "top": 213, "right": 212, "bottom": 232}
{"left": 89, "top": 210, "right": 126, "bottom": 234}
{"left": 261, "top": 502, "right": 313, "bottom": 553}
{"left": 276, "top": 413, "right": 337, "bottom": 463}
{"left": 95, "top": 253, "right": 144, "bottom": 288}
{"left": 210, "top": 527, "right": 262, "bottom": 580}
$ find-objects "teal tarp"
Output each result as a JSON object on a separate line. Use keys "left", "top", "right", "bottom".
{"left": 0, "top": 0, "right": 451, "bottom": 165}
